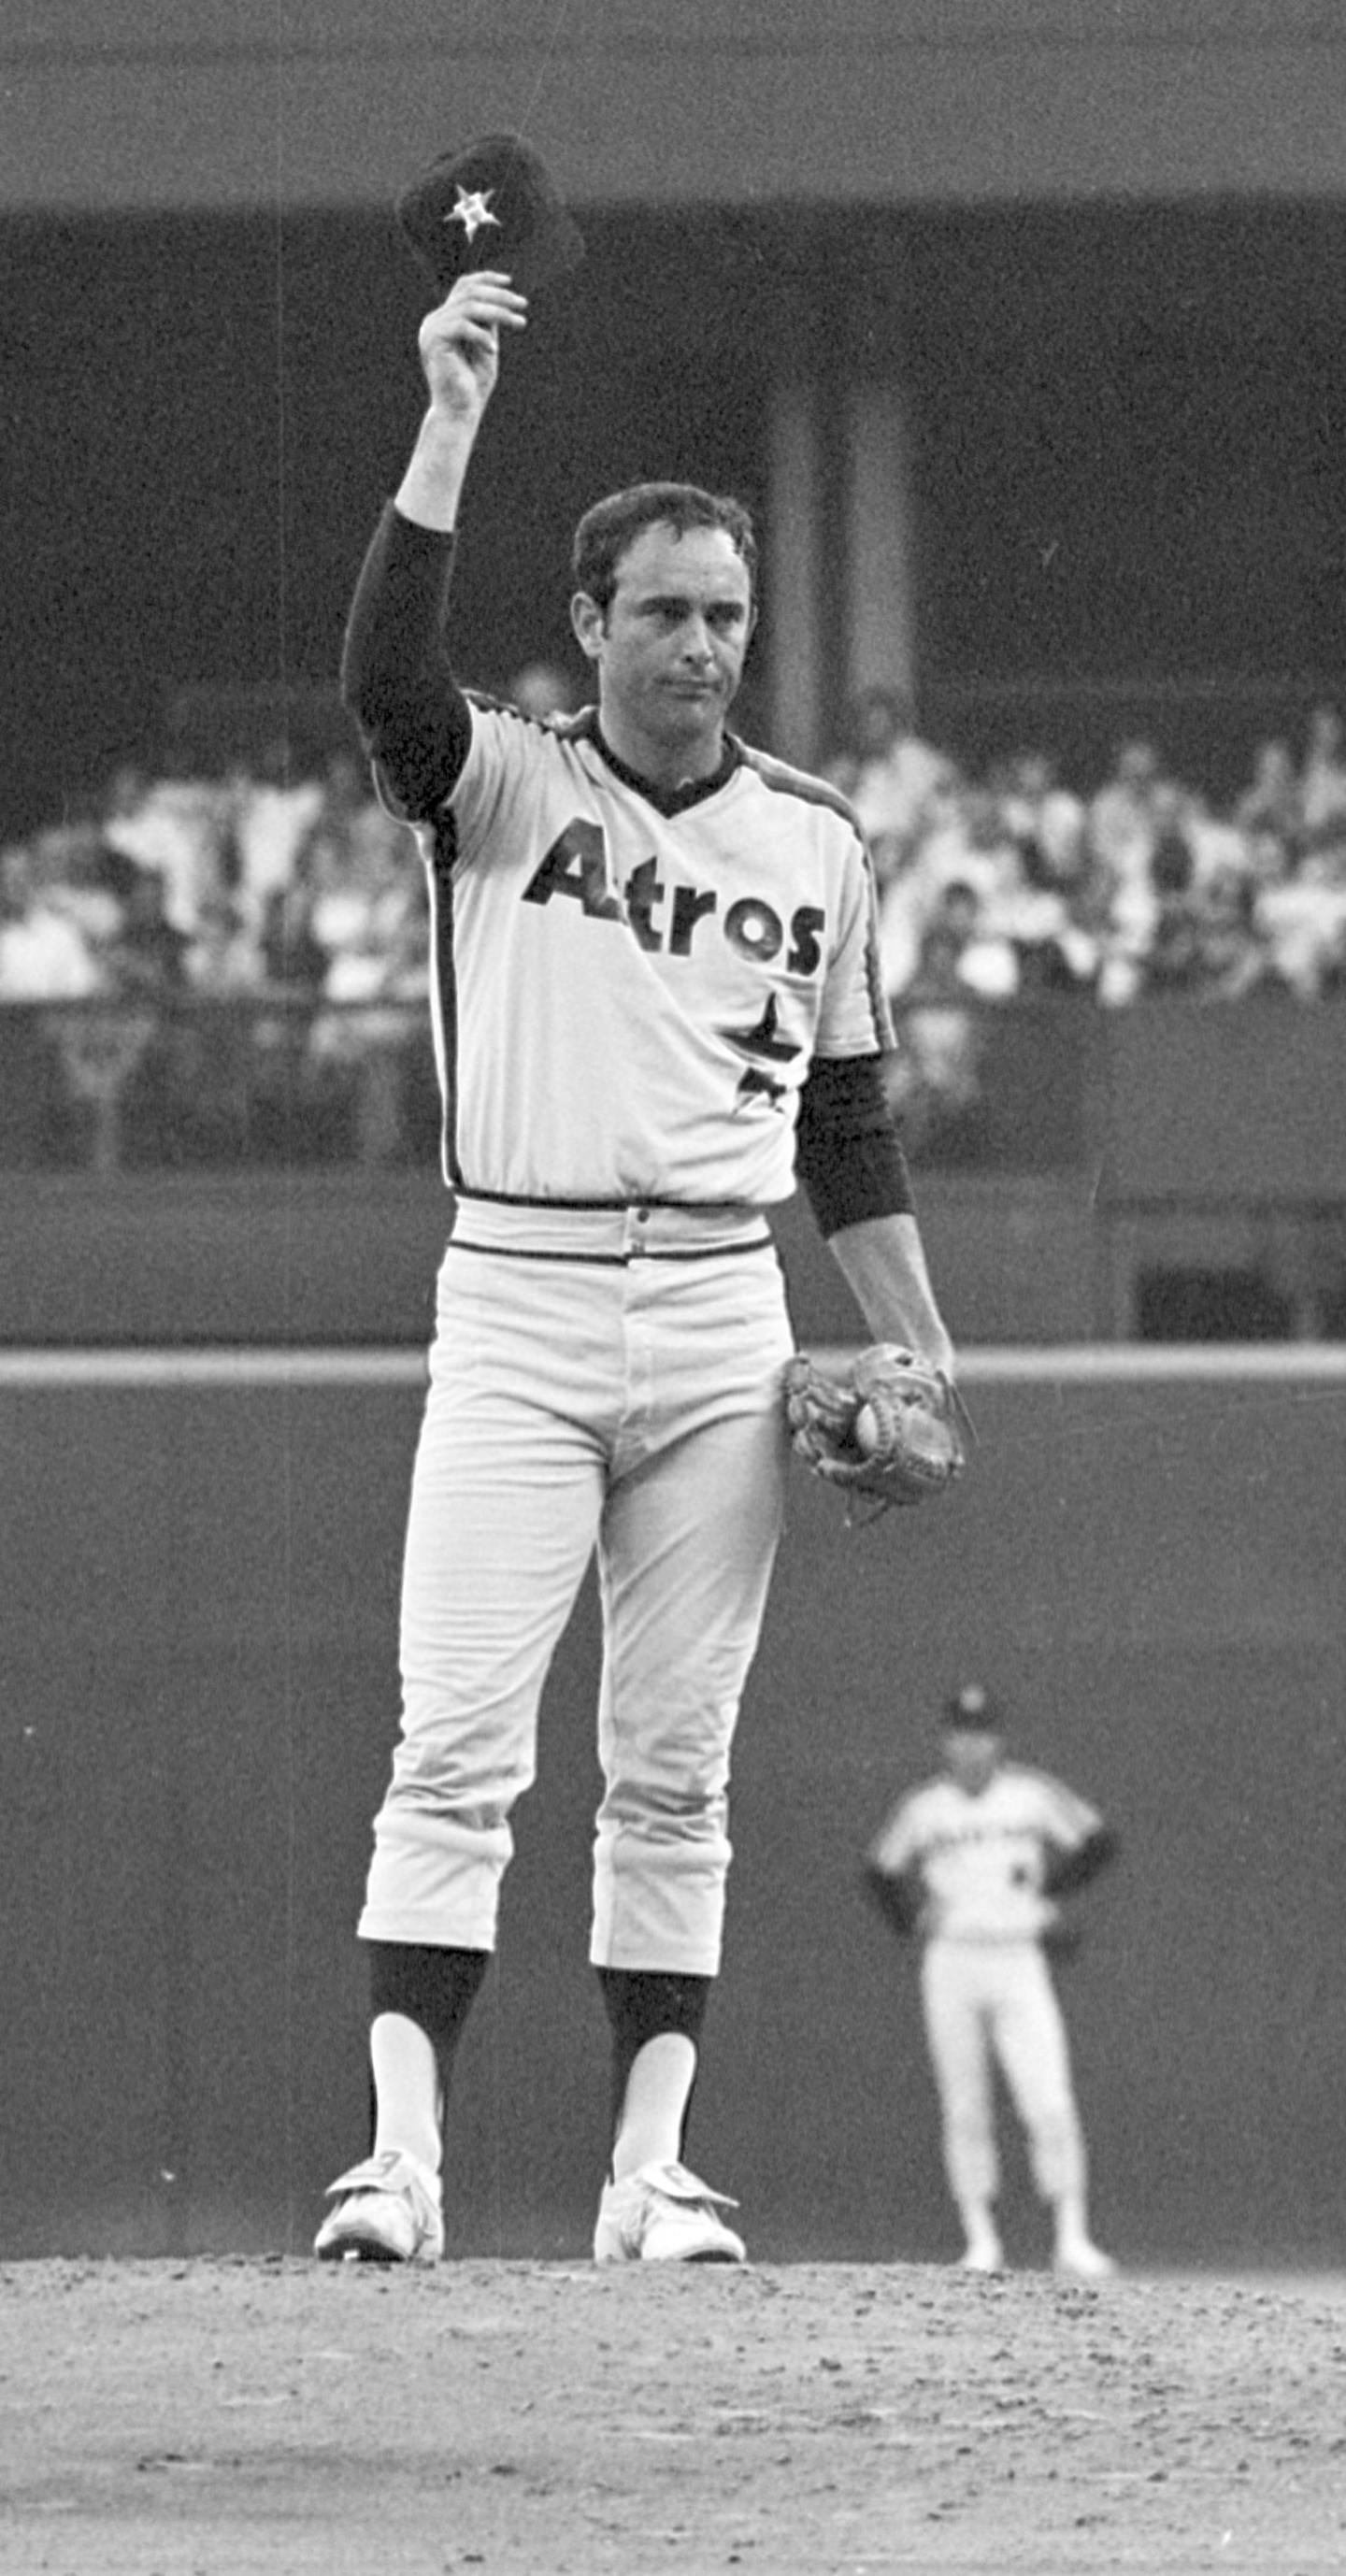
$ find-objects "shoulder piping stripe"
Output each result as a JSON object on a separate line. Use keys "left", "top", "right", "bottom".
{"left": 737, "top": 743, "right": 866, "bottom": 838}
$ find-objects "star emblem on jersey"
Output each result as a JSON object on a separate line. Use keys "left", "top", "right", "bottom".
{"left": 445, "top": 185, "right": 502, "bottom": 245}
{"left": 719, "top": 993, "right": 800, "bottom": 1109}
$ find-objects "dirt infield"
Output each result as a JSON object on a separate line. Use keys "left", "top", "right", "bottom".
{"left": 3, "top": 2257, "right": 1344, "bottom": 2575}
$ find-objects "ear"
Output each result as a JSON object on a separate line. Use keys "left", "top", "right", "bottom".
{"left": 570, "top": 592, "right": 605, "bottom": 662}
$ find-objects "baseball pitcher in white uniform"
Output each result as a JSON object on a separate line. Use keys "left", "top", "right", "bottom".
{"left": 314, "top": 146, "right": 956, "bottom": 2270}
{"left": 866, "top": 1683, "right": 1118, "bottom": 2279}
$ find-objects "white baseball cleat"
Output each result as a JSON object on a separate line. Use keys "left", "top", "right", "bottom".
{"left": 1053, "top": 2240, "right": 1117, "bottom": 2282}
{"left": 959, "top": 2240, "right": 1005, "bottom": 2275}
{"left": 594, "top": 2159, "right": 747, "bottom": 2265}
{"left": 314, "top": 2149, "right": 444, "bottom": 2265}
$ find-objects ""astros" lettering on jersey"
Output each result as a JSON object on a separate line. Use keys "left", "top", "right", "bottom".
{"left": 523, "top": 820, "right": 827, "bottom": 974}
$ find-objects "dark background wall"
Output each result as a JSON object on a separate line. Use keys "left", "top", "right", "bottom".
{"left": 2, "top": 1362, "right": 1342, "bottom": 2268}
{"left": 7, "top": 197, "right": 1346, "bottom": 837}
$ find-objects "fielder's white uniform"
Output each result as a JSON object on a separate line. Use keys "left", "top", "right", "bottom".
{"left": 869, "top": 1765, "right": 1104, "bottom": 2209}
{"left": 354, "top": 534, "right": 897, "bottom": 1981}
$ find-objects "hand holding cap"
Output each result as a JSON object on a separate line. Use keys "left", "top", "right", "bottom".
{"left": 395, "top": 132, "right": 585, "bottom": 297}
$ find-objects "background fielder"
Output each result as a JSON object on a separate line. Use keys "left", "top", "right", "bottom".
{"left": 314, "top": 150, "right": 957, "bottom": 2273}
{"left": 866, "top": 1682, "right": 1118, "bottom": 2279}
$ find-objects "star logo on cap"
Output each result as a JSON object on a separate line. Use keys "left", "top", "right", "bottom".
{"left": 446, "top": 185, "right": 502, "bottom": 244}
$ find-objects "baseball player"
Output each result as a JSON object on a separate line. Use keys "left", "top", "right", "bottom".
{"left": 866, "top": 1684, "right": 1118, "bottom": 2279}
{"left": 313, "top": 254, "right": 955, "bottom": 2270}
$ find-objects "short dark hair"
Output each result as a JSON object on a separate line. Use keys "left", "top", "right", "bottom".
{"left": 571, "top": 481, "right": 758, "bottom": 615}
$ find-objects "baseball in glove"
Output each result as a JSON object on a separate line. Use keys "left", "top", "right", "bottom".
{"left": 782, "top": 1343, "right": 969, "bottom": 1521}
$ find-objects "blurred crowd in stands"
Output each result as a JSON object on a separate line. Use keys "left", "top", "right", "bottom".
{"left": 3, "top": 673, "right": 1346, "bottom": 1167}
{"left": 0, "top": 736, "right": 438, "bottom": 1168}
{"left": 824, "top": 689, "right": 1346, "bottom": 1010}
{"left": 0, "top": 740, "right": 425, "bottom": 1014}
{"left": 820, "top": 687, "right": 1346, "bottom": 1155}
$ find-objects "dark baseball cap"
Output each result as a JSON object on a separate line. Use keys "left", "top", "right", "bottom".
{"left": 941, "top": 1683, "right": 1004, "bottom": 1731}
{"left": 395, "top": 133, "right": 585, "bottom": 297}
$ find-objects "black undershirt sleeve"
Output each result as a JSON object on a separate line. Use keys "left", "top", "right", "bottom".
{"left": 794, "top": 1052, "right": 916, "bottom": 1238}
{"left": 861, "top": 1860, "right": 924, "bottom": 1939}
{"left": 340, "top": 503, "right": 473, "bottom": 821}
{"left": 1041, "top": 1825, "right": 1120, "bottom": 1899}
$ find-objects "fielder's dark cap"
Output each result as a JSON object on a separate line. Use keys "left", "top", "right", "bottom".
{"left": 395, "top": 133, "right": 585, "bottom": 297}
{"left": 941, "top": 1683, "right": 1005, "bottom": 1732}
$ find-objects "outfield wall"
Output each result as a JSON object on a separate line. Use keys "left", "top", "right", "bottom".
{"left": 0, "top": 1171, "right": 1099, "bottom": 1350}
{"left": 2, "top": 1350, "right": 1343, "bottom": 2270}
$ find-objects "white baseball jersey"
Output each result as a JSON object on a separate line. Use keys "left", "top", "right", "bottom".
{"left": 412, "top": 700, "right": 892, "bottom": 1206}
{"left": 870, "top": 1765, "right": 1104, "bottom": 1944}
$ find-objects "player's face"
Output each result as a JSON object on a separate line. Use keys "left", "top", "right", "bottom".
{"left": 571, "top": 522, "right": 755, "bottom": 784}
{"left": 941, "top": 1727, "right": 1003, "bottom": 1795}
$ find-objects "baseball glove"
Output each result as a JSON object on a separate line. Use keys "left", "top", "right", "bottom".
{"left": 782, "top": 1343, "right": 969, "bottom": 1521}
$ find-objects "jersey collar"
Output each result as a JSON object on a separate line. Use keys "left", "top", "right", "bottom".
{"left": 580, "top": 709, "right": 742, "bottom": 817}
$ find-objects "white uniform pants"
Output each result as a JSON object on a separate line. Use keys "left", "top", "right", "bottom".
{"left": 358, "top": 1205, "right": 795, "bottom": 1976}
{"left": 920, "top": 1938, "right": 1088, "bottom": 2207}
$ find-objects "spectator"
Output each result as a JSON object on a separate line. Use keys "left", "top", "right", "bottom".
{"left": 307, "top": 802, "right": 423, "bottom": 1023}
{"left": 506, "top": 660, "right": 584, "bottom": 720}
{"left": 183, "top": 893, "right": 265, "bottom": 995}
{"left": 826, "top": 685, "right": 956, "bottom": 884}
{"left": 259, "top": 850, "right": 332, "bottom": 996}
{"left": 1085, "top": 737, "right": 1167, "bottom": 905}
{"left": 1095, "top": 779, "right": 1198, "bottom": 1005}
{"left": 303, "top": 810, "right": 430, "bottom": 1160}
{"left": 1234, "top": 737, "right": 1303, "bottom": 855}
{"left": 1256, "top": 862, "right": 1346, "bottom": 999}
{"left": 995, "top": 749, "right": 1089, "bottom": 890}
{"left": 220, "top": 737, "right": 327, "bottom": 936}
{"left": 880, "top": 785, "right": 1022, "bottom": 997}
{"left": 1190, "top": 864, "right": 1282, "bottom": 1004}
{"left": 981, "top": 751, "right": 1102, "bottom": 992}
{"left": 992, "top": 841, "right": 1099, "bottom": 995}
{"left": 1135, "top": 831, "right": 1206, "bottom": 996}
{"left": 927, "top": 878, "right": 1020, "bottom": 1001}
{"left": 1299, "top": 705, "right": 1346, "bottom": 856}
{"left": 100, "top": 752, "right": 223, "bottom": 936}
{"left": 107, "top": 865, "right": 192, "bottom": 996}
{"left": 0, "top": 835, "right": 166, "bottom": 1173}
{"left": 1240, "top": 821, "right": 1297, "bottom": 897}
{"left": 1001, "top": 890, "right": 1099, "bottom": 995}
{"left": 1181, "top": 790, "right": 1254, "bottom": 891}
{"left": 0, "top": 841, "right": 105, "bottom": 999}
{"left": 32, "top": 820, "right": 128, "bottom": 958}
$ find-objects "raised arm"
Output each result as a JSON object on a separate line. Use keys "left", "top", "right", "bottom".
{"left": 394, "top": 269, "right": 528, "bottom": 534}
{"left": 340, "top": 272, "right": 528, "bottom": 821}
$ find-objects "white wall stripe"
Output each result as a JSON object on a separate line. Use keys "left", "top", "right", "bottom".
{"left": 0, "top": 1350, "right": 429, "bottom": 1390}
{"left": 1, "top": 1344, "right": 1345, "bottom": 1390}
